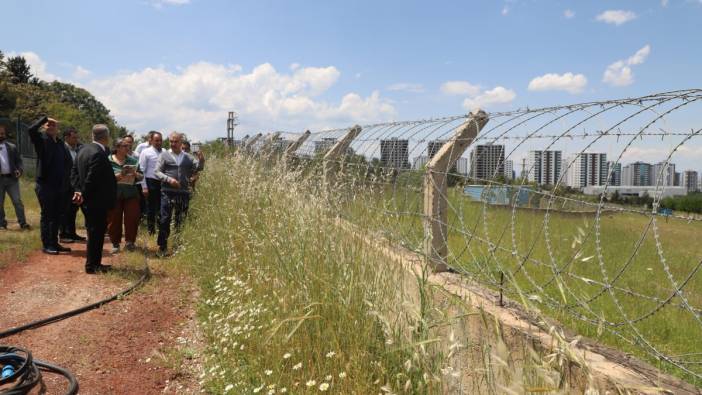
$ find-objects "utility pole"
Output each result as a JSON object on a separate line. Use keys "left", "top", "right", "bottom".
{"left": 227, "top": 111, "right": 238, "bottom": 146}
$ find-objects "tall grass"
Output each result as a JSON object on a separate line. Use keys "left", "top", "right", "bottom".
{"left": 174, "top": 155, "right": 445, "bottom": 393}
{"left": 173, "top": 154, "right": 596, "bottom": 394}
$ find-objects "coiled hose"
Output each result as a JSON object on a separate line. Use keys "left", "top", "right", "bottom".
{"left": 0, "top": 247, "right": 151, "bottom": 394}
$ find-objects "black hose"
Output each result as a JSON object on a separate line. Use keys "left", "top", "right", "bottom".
{"left": 0, "top": 265, "right": 150, "bottom": 340}
{"left": 0, "top": 346, "right": 79, "bottom": 395}
{"left": 0, "top": 245, "right": 151, "bottom": 394}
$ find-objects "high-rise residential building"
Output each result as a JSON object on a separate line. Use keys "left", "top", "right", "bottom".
{"left": 456, "top": 157, "right": 469, "bottom": 175}
{"left": 683, "top": 170, "right": 699, "bottom": 193}
{"left": 608, "top": 161, "right": 622, "bottom": 186}
{"left": 622, "top": 161, "right": 652, "bottom": 186}
{"left": 469, "top": 144, "right": 505, "bottom": 181}
{"left": 504, "top": 160, "right": 514, "bottom": 180}
{"left": 674, "top": 172, "right": 681, "bottom": 187}
{"left": 652, "top": 161, "right": 676, "bottom": 186}
{"left": 527, "top": 150, "right": 562, "bottom": 186}
{"left": 563, "top": 152, "right": 608, "bottom": 189}
{"left": 314, "top": 137, "right": 337, "bottom": 154}
{"left": 380, "top": 138, "right": 410, "bottom": 169}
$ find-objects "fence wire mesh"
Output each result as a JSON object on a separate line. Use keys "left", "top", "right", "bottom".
{"left": 247, "top": 89, "right": 702, "bottom": 384}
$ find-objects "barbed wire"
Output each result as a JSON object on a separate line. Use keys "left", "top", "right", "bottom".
{"left": 247, "top": 89, "right": 702, "bottom": 384}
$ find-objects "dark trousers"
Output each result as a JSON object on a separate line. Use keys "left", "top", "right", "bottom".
{"left": 157, "top": 191, "right": 190, "bottom": 251}
{"left": 84, "top": 205, "right": 108, "bottom": 269}
{"left": 60, "top": 191, "right": 81, "bottom": 237}
{"left": 35, "top": 182, "right": 62, "bottom": 248}
{"left": 145, "top": 178, "right": 161, "bottom": 234}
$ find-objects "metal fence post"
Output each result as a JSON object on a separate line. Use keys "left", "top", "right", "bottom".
{"left": 423, "top": 110, "right": 488, "bottom": 272}
{"left": 323, "top": 125, "right": 362, "bottom": 188}
{"left": 283, "top": 130, "right": 311, "bottom": 169}
{"left": 244, "top": 133, "right": 263, "bottom": 153}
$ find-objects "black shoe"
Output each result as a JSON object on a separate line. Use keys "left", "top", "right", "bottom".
{"left": 86, "top": 264, "right": 112, "bottom": 274}
{"left": 20, "top": 223, "right": 31, "bottom": 230}
{"left": 56, "top": 244, "right": 72, "bottom": 253}
{"left": 70, "top": 234, "right": 87, "bottom": 241}
{"left": 59, "top": 235, "right": 75, "bottom": 244}
{"left": 42, "top": 247, "right": 59, "bottom": 255}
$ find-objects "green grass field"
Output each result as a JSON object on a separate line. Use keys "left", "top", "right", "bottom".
{"left": 337, "top": 180, "right": 702, "bottom": 385}
{"left": 0, "top": 177, "right": 41, "bottom": 267}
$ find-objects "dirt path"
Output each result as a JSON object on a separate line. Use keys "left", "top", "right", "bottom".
{"left": 0, "top": 239, "right": 202, "bottom": 394}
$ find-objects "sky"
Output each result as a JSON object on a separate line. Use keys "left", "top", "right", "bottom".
{"left": 2, "top": 0, "right": 702, "bottom": 168}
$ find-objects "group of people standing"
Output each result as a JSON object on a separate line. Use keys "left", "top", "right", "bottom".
{"left": 0, "top": 116, "right": 204, "bottom": 273}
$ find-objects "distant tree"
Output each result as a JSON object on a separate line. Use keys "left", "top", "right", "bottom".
{"left": 5, "top": 56, "right": 33, "bottom": 84}
{"left": 0, "top": 82, "right": 17, "bottom": 115}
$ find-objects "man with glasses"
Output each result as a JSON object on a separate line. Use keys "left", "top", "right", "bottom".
{"left": 59, "top": 127, "right": 86, "bottom": 242}
{"left": 154, "top": 131, "right": 202, "bottom": 256}
{"left": 138, "top": 131, "right": 163, "bottom": 234}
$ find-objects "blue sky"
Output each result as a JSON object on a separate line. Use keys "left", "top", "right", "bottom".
{"left": 2, "top": 0, "right": 701, "bottom": 165}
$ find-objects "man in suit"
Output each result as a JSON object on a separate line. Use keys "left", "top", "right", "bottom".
{"left": 154, "top": 131, "right": 202, "bottom": 255}
{"left": 59, "top": 127, "right": 86, "bottom": 243}
{"left": 27, "top": 116, "right": 73, "bottom": 254}
{"left": 0, "top": 122, "right": 29, "bottom": 230}
{"left": 71, "top": 124, "right": 117, "bottom": 274}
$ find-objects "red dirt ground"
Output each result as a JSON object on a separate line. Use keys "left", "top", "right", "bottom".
{"left": 0, "top": 239, "right": 201, "bottom": 394}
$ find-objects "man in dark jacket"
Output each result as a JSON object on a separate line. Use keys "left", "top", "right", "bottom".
{"left": 27, "top": 116, "right": 73, "bottom": 254}
{"left": 71, "top": 124, "right": 117, "bottom": 274}
{"left": 59, "top": 127, "right": 86, "bottom": 242}
{"left": 0, "top": 122, "right": 29, "bottom": 230}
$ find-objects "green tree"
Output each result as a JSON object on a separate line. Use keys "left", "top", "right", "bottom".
{"left": 5, "top": 56, "right": 33, "bottom": 84}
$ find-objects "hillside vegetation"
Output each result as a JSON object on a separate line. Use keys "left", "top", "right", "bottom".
{"left": 0, "top": 50, "right": 126, "bottom": 140}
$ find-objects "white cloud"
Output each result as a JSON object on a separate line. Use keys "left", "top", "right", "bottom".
{"left": 462, "top": 86, "right": 516, "bottom": 111}
{"left": 661, "top": 0, "right": 669, "bottom": 7}
{"left": 7, "top": 51, "right": 59, "bottom": 81}
{"left": 501, "top": 5, "right": 510, "bottom": 15}
{"left": 564, "top": 9, "right": 575, "bottom": 19}
{"left": 72, "top": 65, "right": 92, "bottom": 80}
{"left": 386, "top": 83, "right": 424, "bottom": 93}
{"left": 603, "top": 44, "right": 651, "bottom": 87}
{"left": 528, "top": 72, "right": 587, "bottom": 94}
{"left": 627, "top": 44, "right": 651, "bottom": 65}
{"left": 596, "top": 10, "right": 637, "bottom": 25}
{"left": 440, "top": 81, "right": 481, "bottom": 96}
{"left": 150, "top": 0, "right": 190, "bottom": 8}
{"left": 82, "top": 61, "right": 395, "bottom": 140}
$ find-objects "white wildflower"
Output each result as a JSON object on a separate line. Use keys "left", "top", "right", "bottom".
{"left": 338, "top": 372, "right": 347, "bottom": 379}
{"left": 292, "top": 362, "right": 302, "bottom": 370}
{"left": 325, "top": 351, "right": 336, "bottom": 358}
{"left": 265, "top": 369, "right": 273, "bottom": 376}
{"left": 319, "top": 382, "right": 330, "bottom": 391}
{"left": 224, "top": 384, "right": 234, "bottom": 393}
{"left": 306, "top": 380, "right": 316, "bottom": 387}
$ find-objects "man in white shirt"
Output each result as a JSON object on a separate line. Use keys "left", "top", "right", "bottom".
{"left": 134, "top": 130, "right": 157, "bottom": 157}
{"left": 138, "top": 131, "right": 163, "bottom": 234}
{"left": 0, "top": 123, "right": 29, "bottom": 230}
